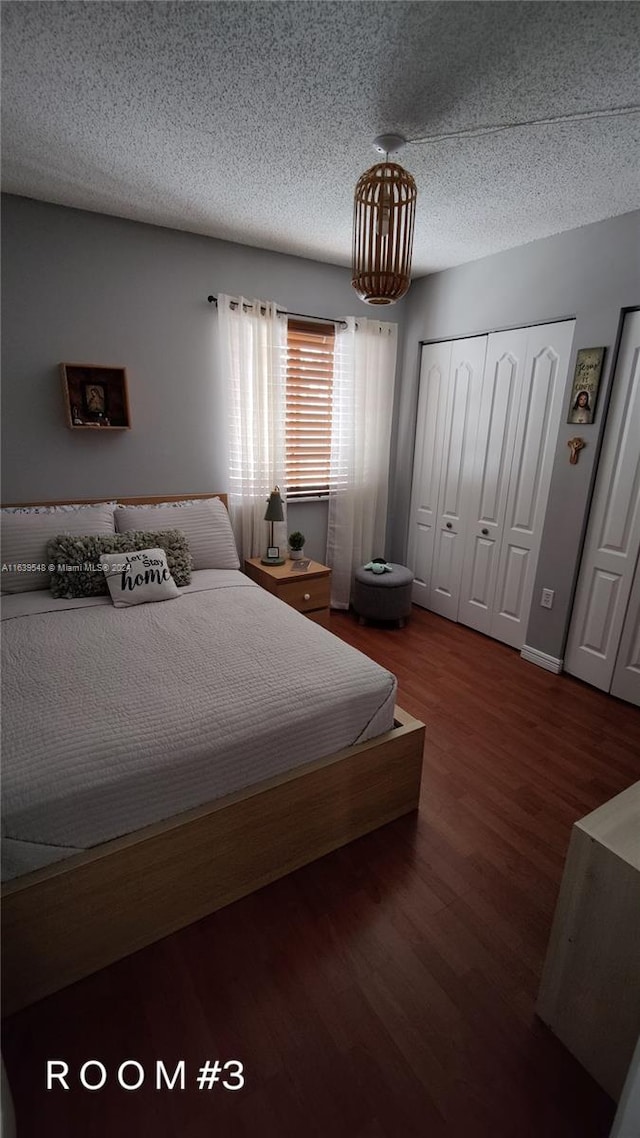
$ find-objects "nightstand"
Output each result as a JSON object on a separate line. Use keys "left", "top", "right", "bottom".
{"left": 244, "top": 557, "right": 331, "bottom": 628}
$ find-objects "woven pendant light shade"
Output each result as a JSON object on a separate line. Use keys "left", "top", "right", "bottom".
{"left": 352, "top": 160, "right": 417, "bottom": 305}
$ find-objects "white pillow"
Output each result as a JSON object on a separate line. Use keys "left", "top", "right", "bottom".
{"left": 100, "top": 547, "right": 180, "bottom": 607}
{"left": 114, "top": 497, "right": 239, "bottom": 570}
{"left": 1, "top": 503, "right": 117, "bottom": 593}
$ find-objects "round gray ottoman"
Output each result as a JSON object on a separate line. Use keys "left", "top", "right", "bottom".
{"left": 353, "top": 563, "right": 414, "bottom": 627}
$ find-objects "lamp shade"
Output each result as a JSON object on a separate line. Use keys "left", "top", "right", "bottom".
{"left": 264, "top": 486, "right": 285, "bottom": 522}
{"left": 352, "top": 160, "right": 417, "bottom": 305}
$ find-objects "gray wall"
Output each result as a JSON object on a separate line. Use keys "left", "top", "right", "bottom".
{"left": 390, "top": 211, "right": 640, "bottom": 659}
{"left": 1, "top": 194, "right": 407, "bottom": 560}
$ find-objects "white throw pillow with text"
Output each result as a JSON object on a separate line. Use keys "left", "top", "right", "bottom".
{"left": 99, "top": 547, "right": 180, "bottom": 607}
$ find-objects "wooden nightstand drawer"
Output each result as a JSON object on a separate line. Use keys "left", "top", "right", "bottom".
{"left": 244, "top": 558, "right": 332, "bottom": 624}
{"left": 276, "top": 575, "right": 331, "bottom": 613}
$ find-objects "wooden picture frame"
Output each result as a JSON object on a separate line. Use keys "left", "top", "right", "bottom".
{"left": 61, "top": 363, "right": 131, "bottom": 430}
{"left": 567, "top": 347, "right": 605, "bottom": 425}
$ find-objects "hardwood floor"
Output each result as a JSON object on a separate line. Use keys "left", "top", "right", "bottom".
{"left": 3, "top": 607, "right": 639, "bottom": 1138}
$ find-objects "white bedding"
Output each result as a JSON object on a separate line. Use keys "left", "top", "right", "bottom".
{"left": 2, "top": 570, "right": 396, "bottom": 881}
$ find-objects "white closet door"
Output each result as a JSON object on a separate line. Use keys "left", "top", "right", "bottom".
{"left": 429, "top": 336, "right": 487, "bottom": 620}
{"left": 565, "top": 310, "right": 640, "bottom": 692}
{"left": 611, "top": 554, "right": 640, "bottom": 705}
{"left": 458, "top": 329, "right": 528, "bottom": 635}
{"left": 408, "top": 342, "right": 452, "bottom": 607}
{"left": 492, "top": 320, "right": 575, "bottom": 648}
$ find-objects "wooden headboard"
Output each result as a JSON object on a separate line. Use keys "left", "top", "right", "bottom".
{"left": 1, "top": 492, "right": 229, "bottom": 509}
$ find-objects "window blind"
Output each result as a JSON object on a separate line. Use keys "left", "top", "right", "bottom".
{"left": 286, "top": 319, "right": 335, "bottom": 499}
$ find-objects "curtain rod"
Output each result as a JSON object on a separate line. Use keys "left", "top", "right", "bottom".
{"left": 207, "top": 295, "right": 347, "bottom": 328}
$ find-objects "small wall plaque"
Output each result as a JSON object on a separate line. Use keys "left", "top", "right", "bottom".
{"left": 567, "top": 347, "right": 605, "bottom": 425}
{"left": 60, "top": 363, "right": 131, "bottom": 430}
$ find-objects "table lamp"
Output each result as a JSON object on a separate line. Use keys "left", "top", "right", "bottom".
{"left": 261, "top": 486, "right": 285, "bottom": 565}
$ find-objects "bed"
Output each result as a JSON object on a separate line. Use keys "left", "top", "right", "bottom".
{"left": 1, "top": 494, "right": 425, "bottom": 1015}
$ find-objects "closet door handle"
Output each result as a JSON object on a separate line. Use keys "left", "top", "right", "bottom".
{"left": 481, "top": 528, "right": 489, "bottom": 536}
{"left": 446, "top": 522, "right": 453, "bottom": 530}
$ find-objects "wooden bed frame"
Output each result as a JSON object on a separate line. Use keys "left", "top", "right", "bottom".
{"left": 1, "top": 494, "right": 425, "bottom": 1015}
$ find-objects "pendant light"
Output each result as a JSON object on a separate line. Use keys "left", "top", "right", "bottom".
{"left": 352, "top": 134, "right": 417, "bottom": 305}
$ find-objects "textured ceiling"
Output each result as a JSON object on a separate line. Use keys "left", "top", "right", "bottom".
{"left": 1, "top": 1, "right": 639, "bottom": 275}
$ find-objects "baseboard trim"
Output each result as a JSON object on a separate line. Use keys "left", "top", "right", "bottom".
{"left": 520, "top": 645, "right": 563, "bottom": 674}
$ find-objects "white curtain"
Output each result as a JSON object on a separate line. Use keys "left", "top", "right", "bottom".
{"left": 218, "top": 295, "right": 288, "bottom": 562}
{"left": 326, "top": 317, "right": 398, "bottom": 608}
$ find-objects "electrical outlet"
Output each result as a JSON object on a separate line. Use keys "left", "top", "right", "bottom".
{"left": 540, "top": 588, "right": 554, "bottom": 609}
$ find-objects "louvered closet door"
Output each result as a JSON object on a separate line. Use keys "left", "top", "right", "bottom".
{"left": 408, "top": 341, "right": 452, "bottom": 607}
{"left": 565, "top": 310, "right": 640, "bottom": 695}
{"left": 491, "top": 320, "right": 575, "bottom": 649}
{"left": 458, "top": 329, "right": 528, "bottom": 635}
{"left": 429, "top": 336, "right": 487, "bottom": 620}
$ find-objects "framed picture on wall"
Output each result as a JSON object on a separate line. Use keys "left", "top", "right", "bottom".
{"left": 567, "top": 347, "right": 605, "bottom": 425}
{"left": 83, "top": 382, "right": 107, "bottom": 418}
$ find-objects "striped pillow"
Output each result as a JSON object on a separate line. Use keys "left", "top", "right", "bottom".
{"left": 114, "top": 497, "right": 239, "bottom": 570}
{"left": 1, "top": 503, "right": 117, "bottom": 593}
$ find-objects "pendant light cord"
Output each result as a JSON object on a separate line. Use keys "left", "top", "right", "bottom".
{"left": 407, "top": 103, "right": 640, "bottom": 146}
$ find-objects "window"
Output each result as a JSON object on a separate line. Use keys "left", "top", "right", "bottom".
{"left": 286, "top": 319, "right": 335, "bottom": 499}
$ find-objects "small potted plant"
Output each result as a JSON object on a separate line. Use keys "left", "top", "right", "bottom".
{"left": 288, "top": 531, "right": 306, "bottom": 561}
